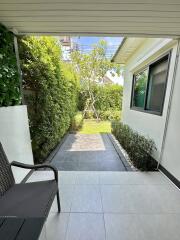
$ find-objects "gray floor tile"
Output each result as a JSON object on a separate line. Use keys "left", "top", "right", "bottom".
{"left": 138, "top": 214, "right": 180, "bottom": 240}
{"left": 78, "top": 159, "right": 100, "bottom": 171}
{"left": 66, "top": 213, "right": 105, "bottom": 240}
{"left": 45, "top": 213, "right": 69, "bottom": 240}
{"left": 51, "top": 185, "right": 75, "bottom": 213}
{"left": 53, "top": 160, "right": 79, "bottom": 171}
{"left": 93, "top": 151, "right": 120, "bottom": 161}
{"left": 59, "top": 171, "right": 77, "bottom": 185}
{"left": 104, "top": 214, "right": 143, "bottom": 240}
{"left": 99, "top": 160, "right": 126, "bottom": 171}
{"left": 101, "top": 184, "right": 180, "bottom": 213}
{"left": 104, "top": 214, "right": 180, "bottom": 240}
{"left": 71, "top": 185, "right": 103, "bottom": 212}
{"left": 76, "top": 172, "right": 99, "bottom": 184}
{"left": 101, "top": 185, "right": 134, "bottom": 213}
{"left": 99, "top": 172, "right": 170, "bottom": 185}
{"left": 53, "top": 151, "right": 82, "bottom": 162}
{"left": 151, "top": 184, "right": 180, "bottom": 213}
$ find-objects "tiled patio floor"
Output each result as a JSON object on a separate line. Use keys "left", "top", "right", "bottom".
{"left": 51, "top": 133, "right": 131, "bottom": 171}
{"left": 28, "top": 171, "right": 180, "bottom": 240}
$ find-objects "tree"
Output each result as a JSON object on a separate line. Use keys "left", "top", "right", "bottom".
{"left": 71, "top": 39, "right": 121, "bottom": 120}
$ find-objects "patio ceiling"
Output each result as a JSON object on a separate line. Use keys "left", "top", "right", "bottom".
{"left": 1, "top": 0, "right": 180, "bottom": 37}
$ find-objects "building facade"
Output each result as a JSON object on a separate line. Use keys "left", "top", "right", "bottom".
{"left": 112, "top": 38, "right": 180, "bottom": 183}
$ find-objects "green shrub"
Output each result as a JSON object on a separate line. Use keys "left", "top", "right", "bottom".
{"left": 71, "top": 112, "right": 83, "bottom": 131}
{"left": 0, "top": 24, "right": 21, "bottom": 106}
{"left": 112, "top": 121, "right": 157, "bottom": 170}
{"left": 83, "top": 110, "right": 121, "bottom": 121}
{"left": 78, "top": 84, "right": 123, "bottom": 111}
{"left": 83, "top": 110, "right": 95, "bottom": 119}
{"left": 19, "top": 36, "right": 79, "bottom": 163}
{"left": 98, "top": 110, "right": 121, "bottom": 121}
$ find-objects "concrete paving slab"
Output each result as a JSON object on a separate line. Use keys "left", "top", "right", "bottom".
{"left": 51, "top": 133, "right": 128, "bottom": 171}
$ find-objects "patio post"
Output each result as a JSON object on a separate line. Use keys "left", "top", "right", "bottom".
{"left": 14, "top": 35, "right": 25, "bottom": 104}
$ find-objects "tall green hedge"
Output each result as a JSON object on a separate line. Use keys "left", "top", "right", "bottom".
{"left": 19, "top": 36, "right": 79, "bottom": 163}
{"left": 78, "top": 84, "right": 123, "bottom": 111}
{"left": 0, "top": 24, "right": 21, "bottom": 106}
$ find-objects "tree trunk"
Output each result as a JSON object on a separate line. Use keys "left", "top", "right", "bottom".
{"left": 83, "top": 89, "right": 99, "bottom": 121}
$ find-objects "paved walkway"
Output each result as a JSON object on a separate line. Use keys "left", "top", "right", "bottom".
{"left": 51, "top": 133, "right": 131, "bottom": 171}
{"left": 27, "top": 171, "right": 180, "bottom": 240}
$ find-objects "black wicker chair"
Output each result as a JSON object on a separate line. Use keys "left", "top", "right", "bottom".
{"left": 0, "top": 142, "right": 60, "bottom": 218}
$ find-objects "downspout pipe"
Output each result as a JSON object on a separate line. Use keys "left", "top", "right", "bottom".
{"left": 157, "top": 39, "right": 180, "bottom": 169}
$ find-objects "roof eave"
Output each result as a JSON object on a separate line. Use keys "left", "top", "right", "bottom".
{"left": 111, "top": 37, "right": 127, "bottom": 63}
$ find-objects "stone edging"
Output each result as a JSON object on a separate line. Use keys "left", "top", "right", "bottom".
{"left": 107, "top": 133, "right": 137, "bottom": 171}
{"left": 46, "top": 133, "right": 69, "bottom": 163}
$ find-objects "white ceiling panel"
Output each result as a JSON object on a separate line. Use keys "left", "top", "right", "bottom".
{"left": 0, "top": 0, "right": 180, "bottom": 37}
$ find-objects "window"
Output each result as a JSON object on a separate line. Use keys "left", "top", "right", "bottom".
{"left": 131, "top": 54, "right": 170, "bottom": 115}
{"left": 132, "top": 69, "right": 148, "bottom": 108}
{"left": 146, "top": 56, "right": 169, "bottom": 112}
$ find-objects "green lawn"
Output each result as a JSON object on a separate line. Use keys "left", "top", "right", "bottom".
{"left": 79, "top": 119, "right": 111, "bottom": 134}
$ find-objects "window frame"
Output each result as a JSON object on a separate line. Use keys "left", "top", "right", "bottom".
{"left": 130, "top": 52, "right": 171, "bottom": 116}
{"left": 130, "top": 67, "right": 149, "bottom": 111}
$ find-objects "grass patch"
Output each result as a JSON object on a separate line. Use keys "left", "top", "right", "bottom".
{"left": 79, "top": 119, "right": 111, "bottom": 134}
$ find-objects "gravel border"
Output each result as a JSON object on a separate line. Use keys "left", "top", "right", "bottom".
{"left": 107, "top": 133, "right": 137, "bottom": 171}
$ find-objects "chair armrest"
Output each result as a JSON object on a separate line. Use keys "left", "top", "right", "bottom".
{"left": 10, "top": 161, "right": 58, "bottom": 182}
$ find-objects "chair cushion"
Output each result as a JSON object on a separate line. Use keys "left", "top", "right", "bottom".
{"left": 0, "top": 180, "right": 58, "bottom": 218}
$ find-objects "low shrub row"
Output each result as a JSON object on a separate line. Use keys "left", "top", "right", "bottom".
{"left": 112, "top": 121, "right": 157, "bottom": 170}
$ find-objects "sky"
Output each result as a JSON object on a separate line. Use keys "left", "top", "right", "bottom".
{"left": 72, "top": 36, "right": 124, "bottom": 85}
{"left": 62, "top": 36, "right": 124, "bottom": 85}
{"left": 72, "top": 36, "right": 123, "bottom": 59}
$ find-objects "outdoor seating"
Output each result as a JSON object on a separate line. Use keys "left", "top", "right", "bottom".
{"left": 0, "top": 142, "right": 60, "bottom": 218}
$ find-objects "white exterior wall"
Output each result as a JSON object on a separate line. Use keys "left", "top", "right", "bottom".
{"left": 122, "top": 39, "right": 178, "bottom": 160}
{"left": 161, "top": 50, "right": 180, "bottom": 181}
{"left": 0, "top": 105, "right": 34, "bottom": 183}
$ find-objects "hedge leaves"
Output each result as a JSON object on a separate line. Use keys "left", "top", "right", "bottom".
{"left": 19, "top": 36, "right": 79, "bottom": 163}
{"left": 0, "top": 24, "right": 21, "bottom": 106}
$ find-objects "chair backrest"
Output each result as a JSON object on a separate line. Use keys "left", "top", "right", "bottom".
{"left": 0, "top": 142, "right": 15, "bottom": 196}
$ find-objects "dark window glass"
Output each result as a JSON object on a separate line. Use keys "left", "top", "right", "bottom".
{"left": 146, "top": 56, "right": 168, "bottom": 113}
{"left": 131, "top": 54, "right": 170, "bottom": 115}
{"left": 132, "top": 69, "right": 148, "bottom": 108}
